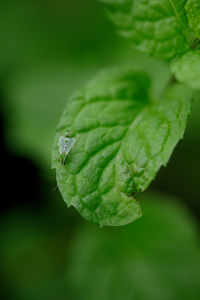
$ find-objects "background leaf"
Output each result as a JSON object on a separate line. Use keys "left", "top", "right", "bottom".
{"left": 101, "top": 0, "right": 192, "bottom": 60}
{"left": 170, "top": 49, "right": 200, "bottom": 89}
{"left": 65, "top": 191, "right": 200, "bottom": 300}
{"left": 1, "top": 192, "right": 200, "bottom": 300}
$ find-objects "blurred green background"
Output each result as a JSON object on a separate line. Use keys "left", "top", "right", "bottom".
{"left": 0, "top": 1, "right": 200, "bottom": 299}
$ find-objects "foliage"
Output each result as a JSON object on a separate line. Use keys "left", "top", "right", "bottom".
{"left": 66, "top": 192, "right": 200, "bottom": 300}
{"left": 1, "top": 192, "right": 200, "bottom": 300}
{"left": 52, "top": 68, "right": 192, "bottom": 226}
{"left": 102, "top": 0, "right": 200, "bottom": 89}
{"left": 0, "top": 1, "right": 200, "bottom": 299}
{"left": 170, "top": 48, "right": 200, "bottom": 89}
{"left": 52, "top": 0, "right": 200, "bottom": 225}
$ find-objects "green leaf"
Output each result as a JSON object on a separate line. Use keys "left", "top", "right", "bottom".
{"left": 52, "top": 68, "right": 192, "bottom": 227}
{"left": 3, "top": 46, "right": 170, "bottom": 170}
{"left": 185, "top": 0, "right": 200, "bottom": 39}
{"left": 66, "top": 191, "right": 200, "bottom": 300}
{"left": 101, "top": 0, "right": 192, "bottom": 60}
{"left": 170, "top": 49, "right": 200, "bottom": 89}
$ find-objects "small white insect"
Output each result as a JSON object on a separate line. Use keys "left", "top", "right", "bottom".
{"left": 59, "top": 131, "right": 75, "bottom": 165}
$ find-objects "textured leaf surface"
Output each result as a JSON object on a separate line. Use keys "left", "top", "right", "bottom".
{"left": 185, "top": 0, "right": 200, "bottom": 39}
{"left": 66, "top": 192, "right": 200, "bottom": 300}
{"left": 52, "top": 68, "right": 192, "bottom": 226}
{"left": 101, "top": 0, "right": 192, "bottom": 60}
{"left": 170, "top": 49, "right": 200, "bottom": 89}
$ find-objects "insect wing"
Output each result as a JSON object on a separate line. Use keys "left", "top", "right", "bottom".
{"left": 59, "top": 136, "right": 66, "bottom": 155}
{"left": 59, "top": 136, "right": 67, "bottom": 164}
{"left": 64, "top": 138, "right": 75, "bottom": 156}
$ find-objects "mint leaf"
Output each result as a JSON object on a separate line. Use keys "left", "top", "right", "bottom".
{"left": 101, "top": 0, "right": 192, "bottom": 60}
{"left": 185, "top": 0, "right": 200, "bottom": 39}
{"left": 170, "top": 49, "right": 200, "bottom": 89}
{"left": 66, "top": 192, "right": 200, "bottom": 300}
{"left": 52, "top": 68, "right": 192, "bottom": 226}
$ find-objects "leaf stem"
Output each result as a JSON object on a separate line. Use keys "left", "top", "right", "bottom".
{"left": 168, "top": 74, "right": 178, "bottom": 86}
{"left": 190, "top": 38, "right": 200, "bottom": 49}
